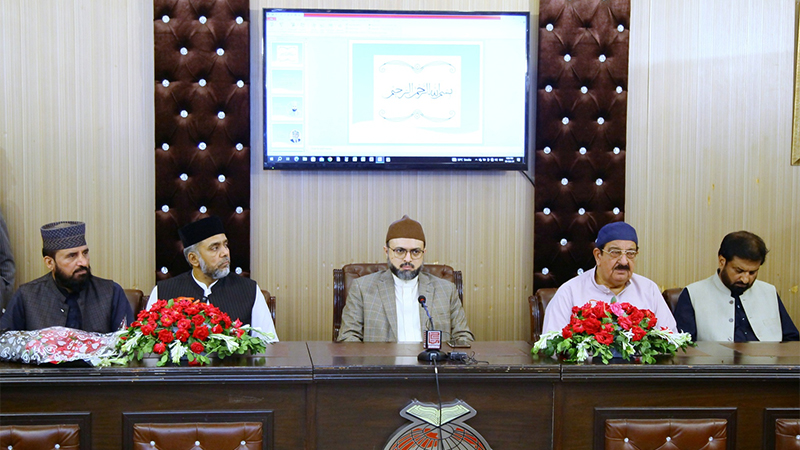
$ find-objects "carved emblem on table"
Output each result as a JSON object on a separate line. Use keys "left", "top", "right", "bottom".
{"left": 383, "top": 399, "right": 492, "bottom": 450}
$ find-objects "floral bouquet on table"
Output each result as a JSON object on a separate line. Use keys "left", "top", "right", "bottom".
{"left": 532, "top": 300, "right": 693, "bottom": 364}
{"left": 110, "top": 297, "right": 276, "bottom": 367}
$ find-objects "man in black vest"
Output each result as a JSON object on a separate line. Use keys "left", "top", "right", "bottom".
{"left": 0, "top": 221, "right": 133, "bottom": 332}
{"left": 146, "top": 216, "right": 278, "bottom": 340}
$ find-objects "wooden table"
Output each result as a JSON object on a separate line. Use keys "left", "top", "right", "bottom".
{"left": 1, "top": 341, "right": 797, "bottom": 449}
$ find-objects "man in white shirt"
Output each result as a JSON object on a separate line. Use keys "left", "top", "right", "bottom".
{"left": 146, "top": 216, "right": 277, "bottom": 340}
{"left": 337, "top": 215, "right": 473, "bottom": 344}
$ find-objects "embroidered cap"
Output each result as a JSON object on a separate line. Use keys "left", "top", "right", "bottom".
{"left": 386, "top": 215, "right": 426, "bottom": 245}
{"left": 595, "top": 221, "right": 638, "bottom": 248}
{"left": 41, "top": 221, "right": 87, "bottom": 252}
{"left": 179, "top": 216, "right": 226, "bottom": 248}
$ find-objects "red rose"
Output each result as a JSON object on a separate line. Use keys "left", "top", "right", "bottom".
{"left": 595, "top": 332, "right": 614, "bottom": 345}
{"left": 185, "top": 305, "right": 200, "bottom": 316}
{"left": 212, "top": 324, "right": 223, "bottom": 334}
{"left": 177, "top": 319, "right": 191, "bottom": 330}
{"left": 176, "top": 329, "right": 190, "bottom": 342}
{"left": 210, "top": 315, "right": 221, "bottom": 325}
{"left": 583, "top": 317, "right": 602, "bottom": 335}
{"left": 188, "top": 359, "right": 202, "bottom": 366}
{"left": 153, "top": 342, "right": 166, "bottom": 354}
{"left": 562, "top": 326, "right": 573, "bottom": 339}
{"left": 193, "top": 325, "right": 210, "bottom": 340}
{"left": 131, "top": 321, "right": 142, "bottom": 328}
{"left": 618, "top": 316, "right": 634, "bottom": 330}
{"left": 629, "top": 310, "right": 645, "bottom": 325}
{"left": 631, "top": 326, "right": 647, "bottom": 341}
{"left": 232, "top": 319, "right": 243, "bottom": 328}
{"left": 141, "top": 324, "right": 155, "bottom": 336}
{"left": 190, "top": 341, "right": 205, "bottom": 353}
{"left": 223, "top": 316, "right": 232, "bottom": 327}
{"left": 571, "top": 306, "right": 580, "bottom": 314}
{"left": 191, "top": 314, "right": 205, "bottom": 326}
{"left": 158, "top": 329, "right": 175, "bottom": 343}
{"left": 643, "top": 311, "right": 657, "bottom": 329}
{"left": 572, "top": 320, "right": 585, "bottom": 333}
{"left": 234, "top": 328, "right": 245, "bottom": 338}
{"left": 160, "top": 315, "right": 174, "bottom": 327}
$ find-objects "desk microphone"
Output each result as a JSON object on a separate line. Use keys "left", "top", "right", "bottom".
{"left": 417, "top": 295, "right": 447, "bottom": 362}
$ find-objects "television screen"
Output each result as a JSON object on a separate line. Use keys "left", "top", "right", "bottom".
{"left": 262, "top": 9, "right": 530, "bottom": 170}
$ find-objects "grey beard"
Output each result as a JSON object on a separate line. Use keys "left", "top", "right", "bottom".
{"left": 199, "top": 257, "right": 230, "bottom": 280}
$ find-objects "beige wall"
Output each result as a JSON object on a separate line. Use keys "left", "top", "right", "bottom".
{"left": 1, "top": 0, "right": 797, "bottom": 341}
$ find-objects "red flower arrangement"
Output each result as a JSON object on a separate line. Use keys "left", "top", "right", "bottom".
{"left": 533, "top": 300, "right": 692, "bottom": 364}
{"left": 113, "top": 297, "right": 275, "bottom": 366}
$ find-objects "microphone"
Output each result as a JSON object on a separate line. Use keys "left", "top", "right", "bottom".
{"left": 417, "top": 295, "right": 447, "bottom": 362}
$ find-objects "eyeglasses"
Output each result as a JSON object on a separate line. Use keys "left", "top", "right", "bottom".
{"left": 389, "top": 247, "right": 424, "bottom": 259}
{"left": 601, "top": 248, "right": 639, "bottom": 260}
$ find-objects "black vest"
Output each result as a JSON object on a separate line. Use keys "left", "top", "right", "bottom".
{"left": 156, "top": 272, "right": 256, "bottom": 324}
{"left": 9, "top": 273, "right": 118, "bottom": 332}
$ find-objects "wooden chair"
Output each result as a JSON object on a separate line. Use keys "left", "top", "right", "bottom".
{"left": 661, "top": 287, "right": 683, "bottom": 312}
{"left": 262, "top": 289, "right": 276, "bottom": 330}
{"left": 332, "top": 263, "right": 462, "bottom": 341}
{"left": 123, "top": 289, "right": 145, "bottom": 316}
{"left": 529, "top": 287, "right": 557, "bottom": 342}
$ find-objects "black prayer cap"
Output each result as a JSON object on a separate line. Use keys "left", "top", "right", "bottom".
{"left": 179, "top": 216, "right": 225, "bottom": 248}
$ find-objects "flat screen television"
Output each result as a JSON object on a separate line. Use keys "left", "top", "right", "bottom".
{"left": 262, "top": 9, "right": 530, "bottom": 170}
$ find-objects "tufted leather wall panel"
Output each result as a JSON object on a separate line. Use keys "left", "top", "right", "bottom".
{"left": 0, "top": 425, "right": 81, "bottom": 450}
{"left": 132, "top": 422, "right": 263, "bottom": 450}
{"left": 534, "top": 0, "right": 630, "bottom": 290}
{"left": 605, "top": 419, "right": 728, "bottom": 450}
{"left": 153, "top": 0, "right": 251, "bottom": 281}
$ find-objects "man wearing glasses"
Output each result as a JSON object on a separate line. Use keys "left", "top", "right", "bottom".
{"left": 542, "top": 221, "right": 677, "bottom": 334}
{"left": 337, "top": 215, "right": 474, "bottom": 344}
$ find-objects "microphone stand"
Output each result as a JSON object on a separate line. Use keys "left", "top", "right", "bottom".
{"left": 418, "top": 296, "right": 448, "bottom": 362}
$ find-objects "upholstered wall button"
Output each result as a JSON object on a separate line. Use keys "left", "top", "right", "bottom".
{"left": 237, "top": 80, "right": 245, "bottom": 88}
{"left": 162, "top": 80, "right": 170, "bottom": 87}
{"left": 542, "top": 267, "right": 549, "bottom": 275}
{"left": 598, "top": 54, "right": 606, "bottom": 62}
{"left": 618, "top": 24, "right": 625, "bottom": 32}
{"left": 543, "top": 146, "right": 551, "bottom": 154}
{"left": 616, "top": 86, "right": 623, "bottom": 93}
{"left": 543, "top": 208, "right": 551, "bottom": 215}
{"left": 561, "top": 178, "right": 568, "bottom": 185}
{"left": 199, "top": 206, "right": 207, "bottom": 213}
{"left": 150, "top": 441, "right": 156, "bottom": 447}
{"left": 240, "top": 441, "right": 246, "bottom": 446}
{"left": 161, "top": 267, "right": 168, "bottom": 274}
{"left": 578, "top": 208, "right": 585, "bottom": 215}
{"left": 577, "top": 268, "right": 584, "bottom": 274}
{"left": 579, "top": 147, "right": 587, "bottom": 154}
{"left": 709, "top": 437, "right": 714, "bottom": 441}
{"left": 236, "top": 143, "right": 244, "bottom": 151}
{"left": 563, "top": 54, "right": 571, "bottom": 62}
{"left": 180, "top": 173, "right": 188, "bottom": 181}
{"left": 595, "top": 178, "right": 603, "bottom": 185}
{"left": 580, "top": 86, "right": 588, "bottom": 94}
{"left": 236, "top": 207, "right": 244, "bottom": 214}
{"left": 161, "top": 205, "right": 169, "bottom": 212}
{"left": 180, "top": 110, "right": 188, "bottom": 118}
{"left": 666, "top": 437, "right": 671, "bottom": 442}
{"left": 613, "top": 147, "right": 620, "bottom": 154}
{"left": 161, "top": 143, "right": 169, "bottom": 151}
{"left": 545, "top": 85, "right": 553, "bottom": 92}
{"left": 560, "top": 238, "right": 567, "bottom": 246}
{"left": 195, "top": 441, "right": 200, "bottom": 446}
{"left": 199, "top": 78, "right": 206, "bottom": 87}
{"left": 236, "top": 16, "right": 244, "bottom": 24}
{"left": 55, "top": 444, "right": 60, "bottom": 449}
{"left": 162, "top": 15, "right": 170, "bottom": 23}
{"left": 613, "top": 207, "right": 620, "bottom": 214}
{"left": 217, "top": 48, "right": 225, "bottom": 56}
{"left": 218, "top": 174, "right": 226, "bottom": 182}
{"left": 562, "top": 117, "right": 569, "bottom": 125}
{"left": 235, "top": 267, "right": 243, "bottom": 274}
{"left": 218, "top": 111, "right": 226, "bottom": 119}
{"left": 199, "top": 16, "right": 207, "bottom": 24}
{"left": 597, "top": 117, "right": 605, "bottom": 124}
{"left": 545, "top": 23, "right": 553, "bottom": 31}
{"left": 624, "top": 438, "right": 629, "bottom": 443}
{"left": 180, "top": 47, "right": 188, "bottom": 55}
{"left": 198, "top": 142, "right": 207, "bottom": 150}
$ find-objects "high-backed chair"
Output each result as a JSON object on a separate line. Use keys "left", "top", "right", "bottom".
{"left": 123, "top": 289, "right": 145, "bottom": 316}
{"left": 529, "top": 287, "right": 558, "bottom": 342}
{"left": 132, "top": 422, "right": 263, "bottom": 450}
{"left": 332, "top": 263, "right": 462, "bottom": 341}
{"left": 662, "top": 287, "right": 683, "bottom": 312}
{"left": 0, "top": 424, "right": 81, "bottom": 450}
{"left": 262, "top": 290, "right": 276, "bottom": 330}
